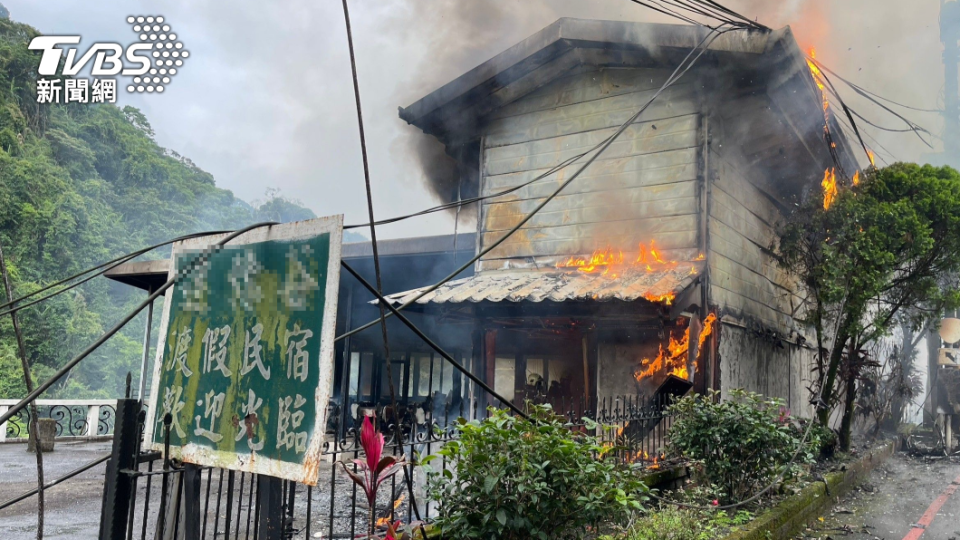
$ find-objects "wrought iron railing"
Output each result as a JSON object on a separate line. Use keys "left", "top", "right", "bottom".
{"left": 0, "top": 391, "right": 678, "bottom": 538}
{"left": 0, "top": 399, "right": 118, "bottom": 441}
{"left": 115, "top": 392, "right": 675, "bottom": 539}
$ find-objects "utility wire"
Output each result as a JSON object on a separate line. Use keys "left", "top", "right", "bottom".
{"left": 817, "top": 63, "right": 941, "bottom": 114}
{"left": 628, "top": 0, "right": 707, "bottom": 28}
{"left": 628, "top": 0, "right": 768, "bottom": 31}
{"left": 820, "top": 78, "right": 934, "bottom": 145}
{"left": 665, "top": 0, "right": 743, "bottom": 26}
{"left": 342, "top": 152, "right": 588, "bottom": 230}
{"left": 0, "top": 454, "right": 110, "bottom": 511}
{"left": 335, "top": 26, "right": 731, "bottom": 344}
{"left": 835, "top": 115, "right": 898, "bottom": 164}
{"left": 0, "top": 222, "right": 279, "bottom": 428}
{"left": 697, "top": 0, "right": 769, "bottom": 30}
{"left": 341, "top": 261, "right": 529, "bottom": 420}
{"left": 340, "top": 0, "right": 428, "bottom": 531}
{"left": 810, "top": 55, "right": 935, "bottom": 149}
{"left": 0, "top": 230, "right": 231, "bottom": 316}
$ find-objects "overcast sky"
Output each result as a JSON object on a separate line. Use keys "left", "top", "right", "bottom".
{"left": 5, "top": 0, "right": 947, "bottom": 239}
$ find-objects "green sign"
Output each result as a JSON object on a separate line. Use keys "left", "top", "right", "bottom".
{"left": 145, "top": 217, "right": 342, "bottom": 484}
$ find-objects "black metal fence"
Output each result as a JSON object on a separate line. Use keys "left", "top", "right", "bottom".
{"left": 111, "top": 391, "right": 675, "bottom": 540}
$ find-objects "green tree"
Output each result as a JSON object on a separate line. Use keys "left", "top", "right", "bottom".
{"left": 778, "top": 163, "right": 960, "bottom": 449}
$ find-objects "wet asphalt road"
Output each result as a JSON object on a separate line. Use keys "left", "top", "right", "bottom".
{"left": 798, "top": 452, "right": 960, "bottom": 540}
{"left": 0, "top": 439, "right": 111, "bottom": 539}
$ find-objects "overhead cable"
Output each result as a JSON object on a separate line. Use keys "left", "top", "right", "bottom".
{"left": 0, "top": 230, "right": 231, "bottom": 314}
{"left": 0, "top": 222, "right": 279, "bottom": 427}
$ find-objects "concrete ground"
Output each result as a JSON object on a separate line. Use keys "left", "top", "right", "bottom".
{"left": 0, "top": 440, "right": 423, "bottom": 539}
{"left": 796, "top": 452, "right": 960, "bottom": 540}
{"left": 0, "top": 439, "right": 111, "bottom": 540}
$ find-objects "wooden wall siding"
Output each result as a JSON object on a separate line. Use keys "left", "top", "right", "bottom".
{"left": 718, "top": 324, "right": 815, "bottom": 417}
{"left": 479, "top": 67, "right": 702, "bottom": 268}
{"left": 707, "top": 94, "right": 808, "bottom": 334}
{"left": 487, "top": 67, "right": 678, "bottom": 123}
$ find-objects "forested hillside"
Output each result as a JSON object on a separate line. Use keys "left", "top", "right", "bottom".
{"left": 0, "top": 16, "right": 352, "bottom": 398}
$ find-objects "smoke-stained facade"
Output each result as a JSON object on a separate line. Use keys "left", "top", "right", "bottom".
{"left": 389, "top": 18, "right": 858, "bottom": 417}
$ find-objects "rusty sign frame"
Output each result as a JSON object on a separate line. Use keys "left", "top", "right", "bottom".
{"left": 143, "top": 216, "right": 343, "bottom": 485}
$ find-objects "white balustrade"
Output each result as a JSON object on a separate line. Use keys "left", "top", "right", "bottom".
{"left": 0, "top": 399, "right": 118, "bottom": 442}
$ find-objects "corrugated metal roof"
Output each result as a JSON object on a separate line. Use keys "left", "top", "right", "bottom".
{"left": 380, "top": 261, "right": 704, "bottom": 305}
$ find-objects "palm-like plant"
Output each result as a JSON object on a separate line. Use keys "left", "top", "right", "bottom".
{"left": 341, "top": 415, "right": 405, "bottom": 537}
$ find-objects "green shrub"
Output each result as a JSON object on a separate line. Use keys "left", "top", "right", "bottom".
{"left": 425, "top": 405, "right": 647, "bottom": 540}
{"left": 612, "top": 508, "right": 754, "bottom": 540}
{"left": 667, "top": 390, "right": 813, "bottom": 503}
{"left": 791, "top": 416, "right": 838, "bottom": 460}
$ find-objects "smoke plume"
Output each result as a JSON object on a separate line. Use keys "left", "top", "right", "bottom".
{"left": 387, "top": 0, "right": 945, "bottom": 226}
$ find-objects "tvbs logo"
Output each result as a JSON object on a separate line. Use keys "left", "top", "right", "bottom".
{"left": 28, "top": 15, "right": 189, "bottom": 104}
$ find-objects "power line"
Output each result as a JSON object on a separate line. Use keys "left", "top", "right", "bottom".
{"left": 0, "top": 231, "right": 232, "bottom": 319}
{"left": 0, "top": 222, "right": 279, "bottom": 428}
{"left": 627, "top": 0, "right": 768, "bottom": 31}
{"left": 810, "top": 55, "right": 935, "bottom": 149}
{"left": 0, "top": 230, "right": 230, "bottom": 313}
{"left": 628, "top": 0, "right": 707, "bottom": 28}
{"left": 343, "top": 149, "right": 596, "bottom": 230}
{"left": 819, "top": 64, "right": 941, "bottom": 115}
{"left": 340, "top": 0, "right": 429, "bottom": 531}
{"left": 341, "top": 261, "right": 529, "bottom": 420}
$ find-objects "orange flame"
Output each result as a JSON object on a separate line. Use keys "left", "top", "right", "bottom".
{"left": 867, "top": 150, "right": 876, "bottom": 168}
{"left": 634, "top": 331, "right": 689, "bottom": 382}
{"left": 375, "top": 494, "right": 405, "bottom": 527}
{"left": 649, "top": 240, "right": 666, "bottom": 264}
{"left": 556, "top": 240, "right": 684, "bottom": 282}
{"left": 557, "top": 248, "right": 623, "bottom": 274}
{"left": 634, "top": 313, "right": 717, "bottom": 384}
{"left": 697, "top": 313, "right": 717, "bottom": 352}
{"left": 852, "top": 171, "right": 860, "bottom": 186}
{"left": 806, "top": 49, "right": 828, "bottom": 112}
{"left": 643, "top": 292, "right": 676, "bottom": 306}
{"left": 822, "top": 168, "right": 837, "bottom": 210}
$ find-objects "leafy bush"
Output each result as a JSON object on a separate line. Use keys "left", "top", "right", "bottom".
{"left": 425, "top": 405, "right": 647, "bottom": 540}
{"left": 790, "top": 416, "right": 838, "bottom": 460}
{"left": 610, "top": 508, "right": 753, "bottom": 540}
{"left": 667, "top": 390, "right": 813, "bottom": 503}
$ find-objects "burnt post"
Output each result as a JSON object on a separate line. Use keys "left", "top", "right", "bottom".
{"left": 98, "top": 398, "right": 140, "bottom": 540}
{"left": 257, "top": 476, "right": 284, "bottom": 540}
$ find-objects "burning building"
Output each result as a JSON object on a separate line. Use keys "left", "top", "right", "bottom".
{"left": 383, "top": 18, "right": 859, "bottom": 416}
{"left": 106, "top": 19, "right": 859, "bottom": 431}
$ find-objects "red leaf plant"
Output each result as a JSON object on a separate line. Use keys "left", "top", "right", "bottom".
{"left": 385, "top": 521, "right": 413, "bottom": 540}
{"left": 341, "top": 415, "right": 406, "bottom": 537}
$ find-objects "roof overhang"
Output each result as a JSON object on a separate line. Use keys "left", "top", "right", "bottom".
{"left": 378, "top": 261, "right": 704, "bottom": 306}
{"left": 399, "top": 18, "right": 787, "bottom": 144}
